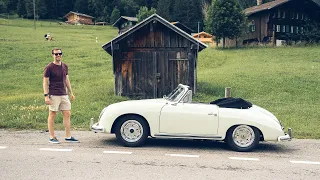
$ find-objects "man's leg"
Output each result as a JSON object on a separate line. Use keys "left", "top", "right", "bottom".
{"left": 62, "top": 110, "right": 71, "bottom": 138}
{"left": 48, "top": 111, "right": 57, "bottom": 138}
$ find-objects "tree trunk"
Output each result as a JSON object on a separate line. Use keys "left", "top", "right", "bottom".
{"left": 223, "top": 37, "right": 225, "bottom": 48}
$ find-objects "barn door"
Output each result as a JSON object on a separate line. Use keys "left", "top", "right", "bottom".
{"left": 118, "top": 51, "right": 157, "bottom": 98}
{"left": 156, "top": 51, "right": 190, "bottom": 98}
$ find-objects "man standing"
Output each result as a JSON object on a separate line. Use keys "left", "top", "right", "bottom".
{"left": 43, "top": 48, "right": 79, "bottom": 144}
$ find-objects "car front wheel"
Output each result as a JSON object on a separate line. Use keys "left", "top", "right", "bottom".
{"left": 226, "top": 125, "right": 260, "bottom": 152}
{"left": 115, "top": 115, "right": 149, "bottom": 147}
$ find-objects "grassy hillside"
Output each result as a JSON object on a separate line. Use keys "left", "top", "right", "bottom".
{"left": 1, "top": 17, "right": 319, "bottom": 139}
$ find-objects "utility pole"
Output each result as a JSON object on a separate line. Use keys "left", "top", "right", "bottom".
{"left": 33, "top": 0, "right": 36, "bottom": 30}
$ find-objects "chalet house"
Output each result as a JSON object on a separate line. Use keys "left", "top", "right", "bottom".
{"left": 102, "top": 14, "right": 207, "bottom": 99}
{"left": 63, "top": 11, "right": 94, "bottom": 25}
{"left": 224, "top": 0, "right": 320, "bottom": 47}
{"left": 171, "top": 22, "right": 194, "bottom": 34}
{"left": 192, "top": 31, "right": 215, "bottom": 46}
{"left": 113, "top": 16, "right": 138, "bottom": 34}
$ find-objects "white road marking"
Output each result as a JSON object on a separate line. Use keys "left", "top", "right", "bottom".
{"left": 39, "top": 148, "right": 72, "bottom": 152}
{"left": 0, "top": 146, "right": 7, "bottom": 149}
{"left": 290, "top": 160, "right": 320, "bottom": 165}
{"left": 103, "top": 151, "right": 132, "bottom": 154}
{"left": 165, "top": 154, "right": 200, "bottom": 158}
{"left": 229, "top": 157, "right": 260, "bottom": 161}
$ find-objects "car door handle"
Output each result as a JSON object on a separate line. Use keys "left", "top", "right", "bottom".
{"left": 208, "top": 112, "right": 217, "bottom": 116}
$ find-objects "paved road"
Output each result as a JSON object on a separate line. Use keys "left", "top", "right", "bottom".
{"left": 0, "top": 130, "right": 319, "bottom": 180}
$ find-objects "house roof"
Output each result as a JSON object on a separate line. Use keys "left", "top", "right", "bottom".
{"left": 192, "top": 32, "right": 213, "bottom": 38}
{"left": 63, "top": 11, "right": 94, "bottom": 19}
{"left": 113, "top": 16, "right": 138, "bottom": 27}
{"left": 102, "top": 14, "right": 207, "bottom": 55}
{"left": 171, "top": 21, "right": 194, "bottom": 33}
{"left": 244, "top": 0, "right": 320, "bottom": 16}
{"left": 244, "top": 0, "right": 290, "bottom": 16}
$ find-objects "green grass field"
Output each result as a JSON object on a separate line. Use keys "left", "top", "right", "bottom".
{"left": 1, "top": 17, "right": 319, "bottom": 139}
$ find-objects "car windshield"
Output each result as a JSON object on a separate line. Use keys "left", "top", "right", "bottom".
{"left": 164, "top": 86, "right": 186, "bottom": 102}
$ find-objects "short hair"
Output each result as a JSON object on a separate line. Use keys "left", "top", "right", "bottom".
{"left": 52, "top": 48, "right": 62, "bottom": 54}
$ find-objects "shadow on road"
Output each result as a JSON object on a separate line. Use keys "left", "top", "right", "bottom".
{"left": 101, "top": 136, "right": 295, "bottom": 154}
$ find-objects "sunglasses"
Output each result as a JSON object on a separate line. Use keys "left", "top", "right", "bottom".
{"left": 53, "top": 53, "right": 63, "bottom": 56}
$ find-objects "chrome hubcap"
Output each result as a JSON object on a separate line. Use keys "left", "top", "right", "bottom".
{"left": 232, "top": 125, "right": 255, "bottom": 148}
{"left": 120, "top": 120, "right": 143, "bottom": 142}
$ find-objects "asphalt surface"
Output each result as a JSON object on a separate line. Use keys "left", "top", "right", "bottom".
{"left": 0, "top": 130, "right": 319, "bottom": 180}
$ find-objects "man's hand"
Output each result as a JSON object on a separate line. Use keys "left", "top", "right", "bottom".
{"left": 45, "top": 96, "right": 51, "bottom": 105}
{"left": 70, "top": 94, "right": 75, "bottom": 102}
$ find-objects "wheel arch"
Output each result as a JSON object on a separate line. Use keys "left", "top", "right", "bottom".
{"left": 111, "top": 113, "right": 151, "bottom": 136}
{"left": 225, "top": 124, "right": 264, "bottom": 141}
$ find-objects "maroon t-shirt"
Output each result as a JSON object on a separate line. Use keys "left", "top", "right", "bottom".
{"left": 43, "top": 62, "right": 68, "bottom": 95}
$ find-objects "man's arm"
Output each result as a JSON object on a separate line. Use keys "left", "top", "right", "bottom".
{"left": 65, "top": 75, "right": 75, "bottom": 101}
{"left": 43, "top": 77, "right": 51, "bottom": 105}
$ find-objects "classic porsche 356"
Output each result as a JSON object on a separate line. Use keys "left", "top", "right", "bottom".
{"left": 92, "top": 84, "right": 291, "bottom": 152}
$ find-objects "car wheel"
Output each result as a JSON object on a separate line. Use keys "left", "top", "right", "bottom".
{"left": 115, "top": 115, "right": 149, "bottom": 147}
{"left": 226, "top": 125, "right": 260, "bottom": 152}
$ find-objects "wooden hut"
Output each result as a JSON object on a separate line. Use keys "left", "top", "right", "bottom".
{"left": 113, "top": 16, "right": 138, "bottom": 35}
{"left": 102, "top": 14, "right": 207, "bottom": 99}
{"left": 63, "top": 11, "right": 94, "bottom": 25}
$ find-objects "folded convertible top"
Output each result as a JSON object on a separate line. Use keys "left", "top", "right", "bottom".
{"left": 210, "top": 97, "right": 252, "bottom": 109}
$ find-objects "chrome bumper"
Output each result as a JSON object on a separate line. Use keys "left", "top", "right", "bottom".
{"left": 278, "top": 128, "right": 292, "bottom": 141}
{"left": 91, "top": 122, "right": 105, "bottom": 133}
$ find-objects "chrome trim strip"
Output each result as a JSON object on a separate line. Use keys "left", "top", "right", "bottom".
{"left": 154, "top": 133, "right": 222, "bottom": 139}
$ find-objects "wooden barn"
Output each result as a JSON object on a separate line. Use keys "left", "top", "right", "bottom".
{"left": 63, "top": 11, "right": 94, "bottom": 25}
{"left": 102, "top": 14, "right": 207, "bottom": 99}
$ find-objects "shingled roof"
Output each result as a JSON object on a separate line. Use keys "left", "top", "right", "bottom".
{"left": 244, "top": 0, "right": 290, "bottom": 16}
{"left": 244, "top": 0, "right": 320, "bottom": 16}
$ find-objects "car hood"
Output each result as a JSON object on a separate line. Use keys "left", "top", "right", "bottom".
{"left": 107, "top": 98, "right": 168, "bottom": 110}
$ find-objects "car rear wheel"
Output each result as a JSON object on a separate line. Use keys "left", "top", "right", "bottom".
{"left": 226, "top": 125, "right": 260, "bottom": 152}
{"left": 115, "top": 115, "right": 149, "bottom": 147}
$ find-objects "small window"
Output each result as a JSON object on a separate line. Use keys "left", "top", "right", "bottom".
{"left": 296, "top": 26, "right": 299, "bottom": 33}
{"left": 301, "top": 13, "right": 304, "bottom": 20}
{"left": 286, "top": 25, "right": 290, "bottom": 33}
{"left": 251, "top": 25, "right": 256, "bottom": 32}
{"left": 276, "top": 25, "right": 281, "bottom": 32}
{"left": 296, "top": 13, "right": 299, "bottom": 19}
{"left": 300, "top": 27, "right": 304, "bottom": 33}
{"left": 291, "top": 26, "right": 294, "bottom": 33}
{"left": 278, "top": 10, "right": 281, "bottom": 18}
{"left": 282, "top": 25, "right": 286, "bottom": 32}
{"left": 272, "top": 12, "right": 276, "bottom": 18}
{"left": 282, "top": 11, "right": 286, "bottom": 18}
{"left": 291, "top": 12, "right": 294, "bottom": 19}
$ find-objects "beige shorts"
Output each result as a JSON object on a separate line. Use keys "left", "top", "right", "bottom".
{"left": 49, "top": 95, "right": 71, "bottom": 111}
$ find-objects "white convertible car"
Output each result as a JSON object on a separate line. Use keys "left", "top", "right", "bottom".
{"left": 92, "top": 84, "right": 291, "bottom": 152}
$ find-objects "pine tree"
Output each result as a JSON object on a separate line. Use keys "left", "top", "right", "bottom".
{"left": 17, "top": 0, "right": 27, "bottom": 17}
{"left": 156, "top": 0, "right": 172, "bottom": 21}
{"left": 6, "top": 0, "right": 18, "bottom": 13}
{"left": 74, "top": 0, "right": 88, "bottom": 14}
{"left": 173, "top": 0, "right": 203, "bottom": 31}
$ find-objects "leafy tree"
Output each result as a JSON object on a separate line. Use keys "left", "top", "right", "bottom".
{"left": 136, "top": 6, "right": 156, "bottom": 22}
{"left": 173, "top": 0, "right": 203, "bottom": 31}
{"left": 110, "top": 6, "right": 120, "bottom": 24}
{"left": 156, "top": 0, "right": 173, "bottom": 21}
{"left": 206, "top": 0, "right": 245, "bottom": 47}
{"left": 302, "top": 19, "right": 320, "bottom": 43}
